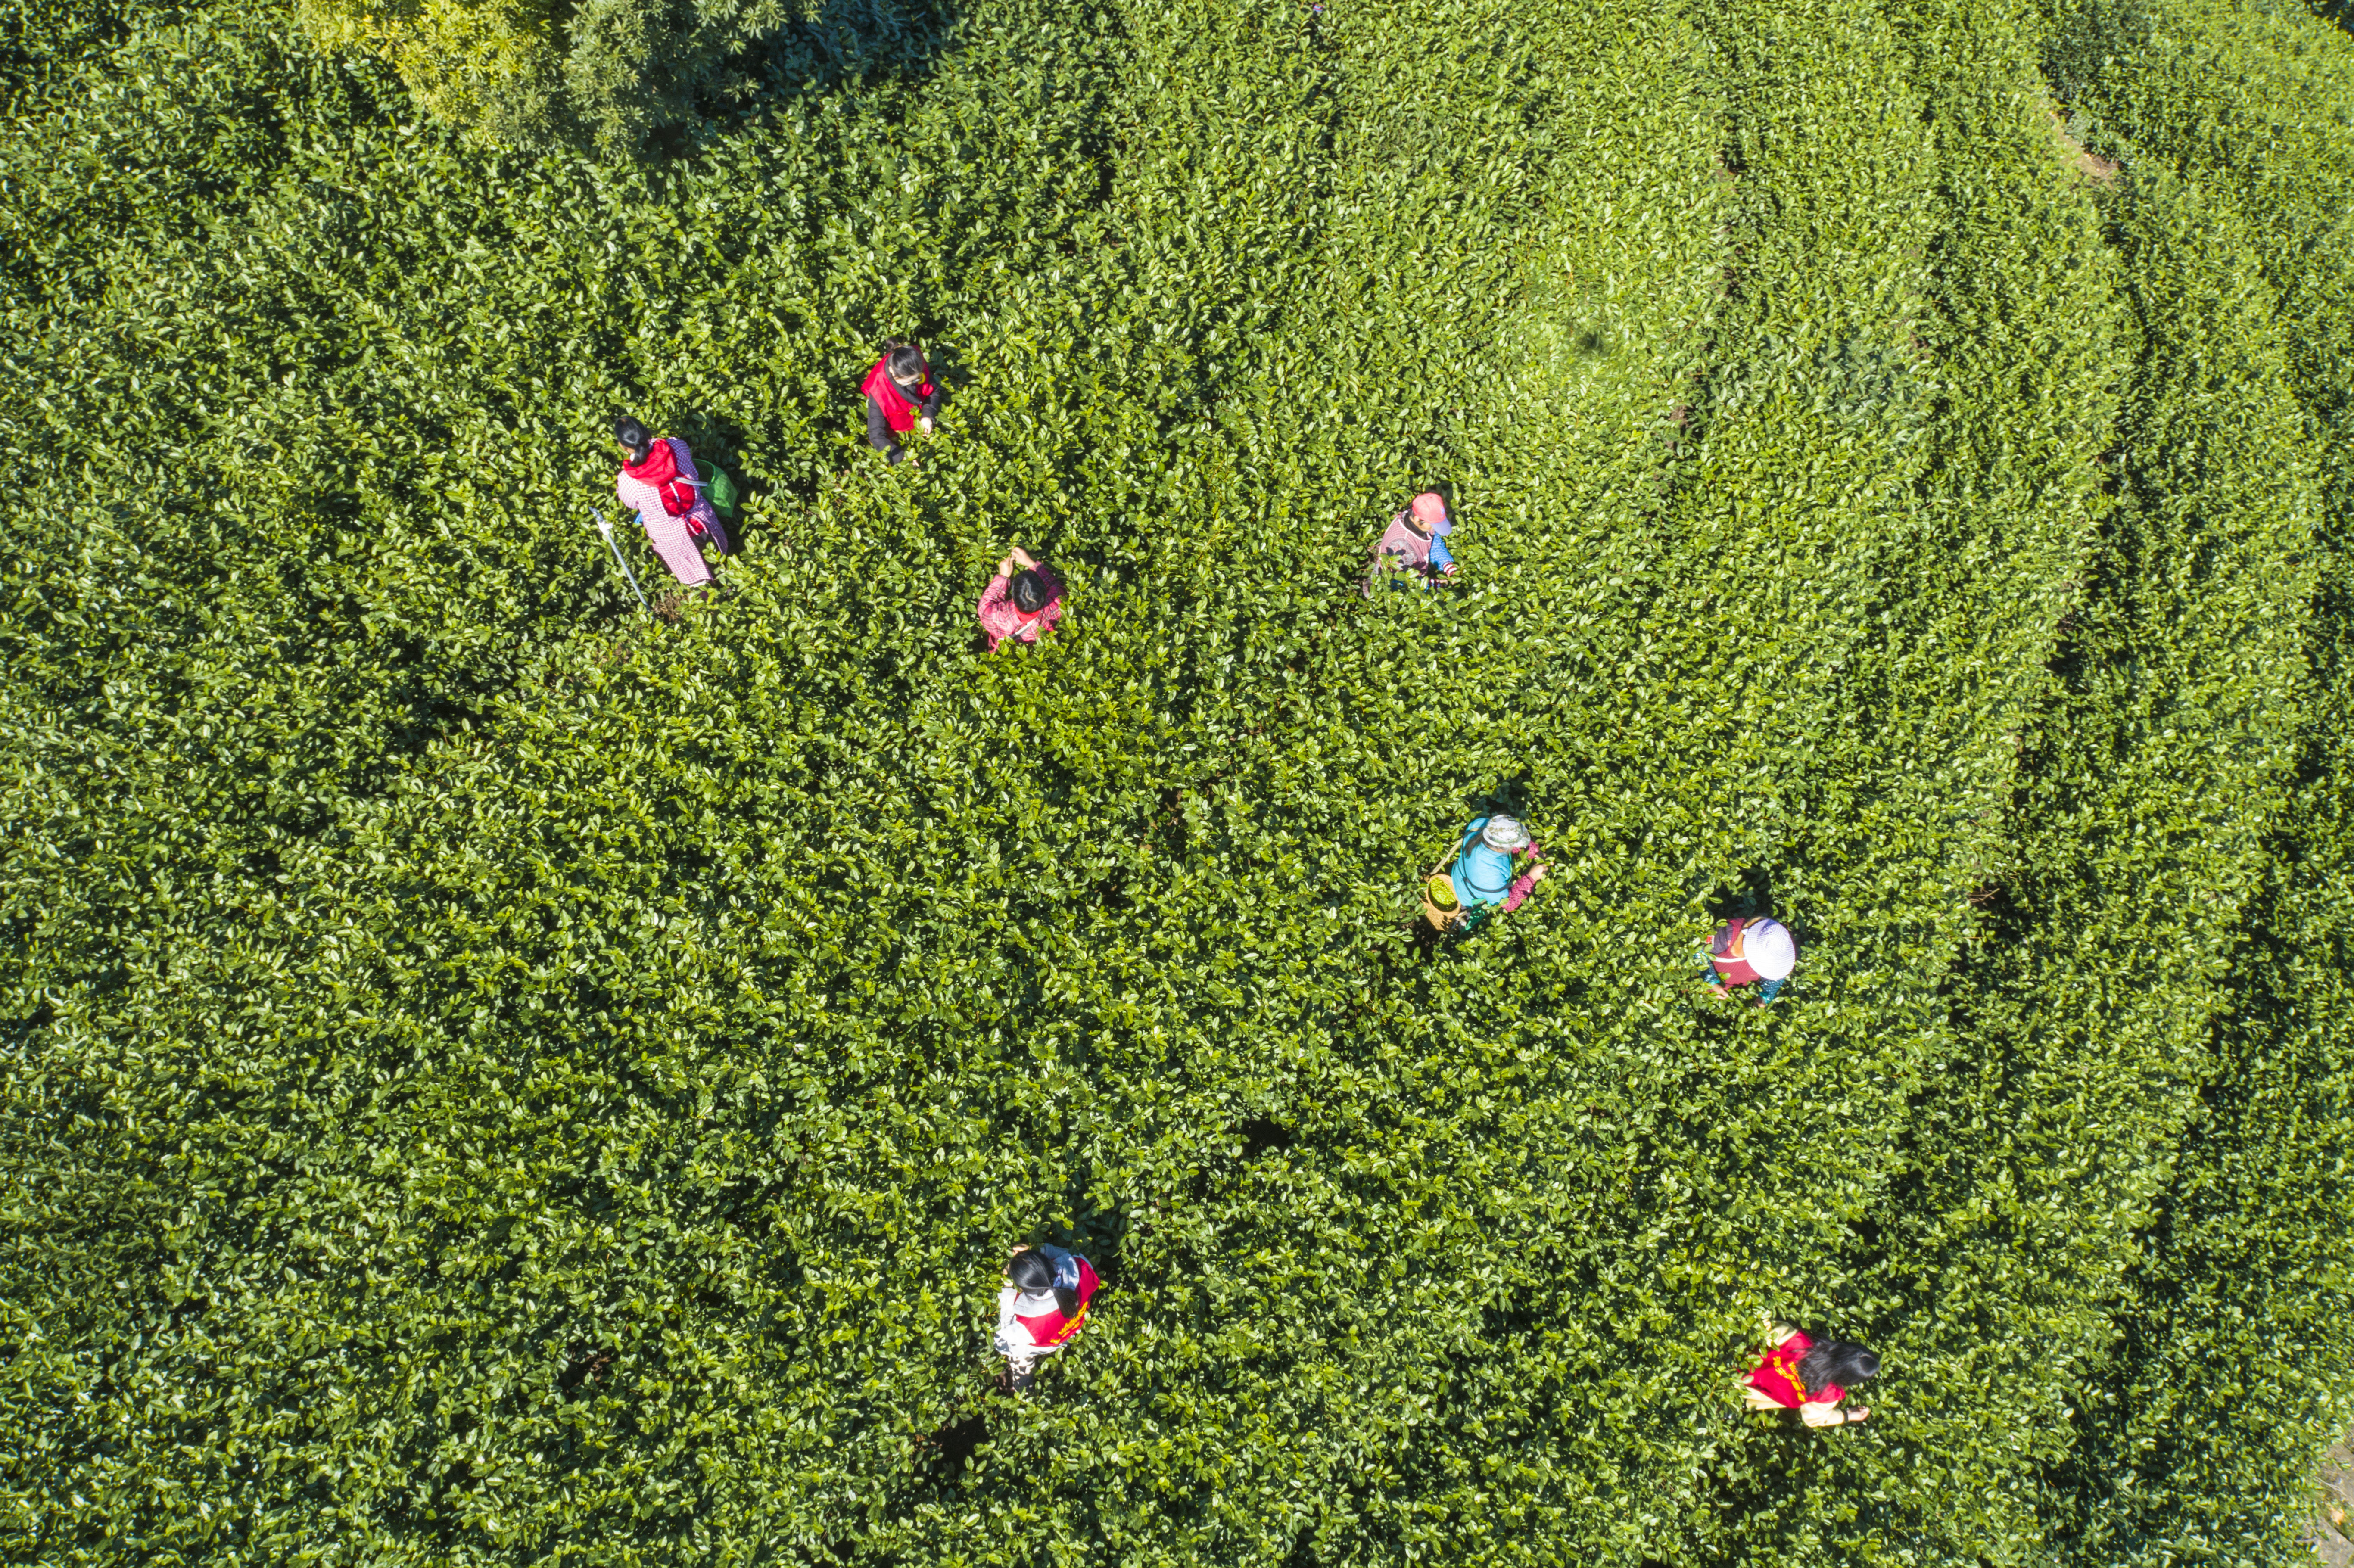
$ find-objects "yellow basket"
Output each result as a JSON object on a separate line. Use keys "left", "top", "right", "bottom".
{"left": 1420, "top": 871, "right": 1463, "bottom": 930}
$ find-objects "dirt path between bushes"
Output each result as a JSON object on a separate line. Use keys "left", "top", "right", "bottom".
{"left": 2314, "top": 1437, "right": 2353, "bottom": 1567}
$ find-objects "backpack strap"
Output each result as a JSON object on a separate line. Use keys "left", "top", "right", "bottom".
{"left": 1711, "top": 917, "right": 1744, "bottom": 958}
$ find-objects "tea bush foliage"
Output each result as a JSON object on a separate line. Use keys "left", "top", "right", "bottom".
{"left": 3, "top": 0, "right": 2352, "bottom": 1562}
{"left": 291, "top": 0, "right": 942, "bottom": 151}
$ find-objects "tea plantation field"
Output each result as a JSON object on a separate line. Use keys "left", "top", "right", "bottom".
{"left": 4, "top": 0, "right": 2353, "bottom": 1562}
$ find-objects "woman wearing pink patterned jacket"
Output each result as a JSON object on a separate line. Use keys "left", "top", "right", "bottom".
{"left": 612, "top": 414, "right": 729, "bottom": 588}
{"left": 976, "top": 546, "right": 1065, "bottom": 651}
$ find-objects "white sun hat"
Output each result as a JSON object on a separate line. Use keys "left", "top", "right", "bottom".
{"left": 1746, "top": 917, "right": 1797, "bottom": 980}
{"left": 1481, "top": 815, "right": 1532, "bottom": 852}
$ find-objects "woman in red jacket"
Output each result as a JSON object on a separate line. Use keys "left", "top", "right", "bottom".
{"left": 1743, "top": 1323, "right": 1878, "bottom": 1427}
{"left": 861, "top": 343, "right": 945, "bottom": 464}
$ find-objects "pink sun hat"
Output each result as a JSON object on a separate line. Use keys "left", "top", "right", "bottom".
{"left": 1411, "top": 491, "right": 1452, "bottom": 535}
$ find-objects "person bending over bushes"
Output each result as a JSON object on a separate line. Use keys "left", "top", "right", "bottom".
{"left": 861, "top": 342, "right": 944, "bottom": 464}
{"left": 613, "top": 414, "right": 729, "bottom": 588}
{"left": 1421, "top": 812, "right": 1547, "bottom": 933}
{"left": 1364, "top": 490, "right": 1458, "bottom": 592}
{"left": 1744, "top": 1323, "right": 1877, "bottom": 1427}
{"left": 1703, "top": 914, "right": 1796, "bottom": 1003}
{"left": 994, "top": 1243, "right": 1099, "bottom": 1391}
{"left": 977, "top": 547, "right": 1065, "bottom": 651}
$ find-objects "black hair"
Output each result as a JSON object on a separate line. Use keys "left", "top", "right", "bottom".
{"left": 1010, "top": 569, "right": 1050, "bottom": 615}
{"left": 887, "top": 344, "right": 927, "bottom": 382}
{"left": 1797, "top": 1339, "right": 1879, "bottom": 1395}
{"left": 1008, "top": 1248, "right": 1082, "bottom": 1317}
{"left": 612, "top": 413, "right": 651, "bottom": 461}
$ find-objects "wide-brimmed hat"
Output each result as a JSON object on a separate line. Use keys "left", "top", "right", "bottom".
{"left": 1481, "top": 815, "right": 1532, "bottom": 852}
{"left": 1745, "top": 917, "right": 1797, "bottom": 980}
{"left": 1411, "top": 491, "right": 1452, "bottom": 535}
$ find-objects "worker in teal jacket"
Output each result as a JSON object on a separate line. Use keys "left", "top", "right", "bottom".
{"left": 1423, "top": 814, "right": 1547, "bottom": 932}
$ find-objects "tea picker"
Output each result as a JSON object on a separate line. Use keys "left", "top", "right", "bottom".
{"left": 993, "top": 1242, "right": 1099, "bottom": 1391}
{"left": 1420, "top": 812, "right": 1547, "bottom": 934}
{"left": 1702, "top": 915, "right": 1797, "bottom": 1003}
{"left": 1364, "top": 491, "right": 1458, "bottom": 594}
{"left": 611, "top": 413, "right": 730, "bottom": 587}
{"left": 862, "top": 342, "right": 945, "bottom": 465}
{"left": 977, "top": 546, "right": 1065, "bottom": 651}
{"left": 1743, "top": 1323, "right": 1877, "bottom": 1427}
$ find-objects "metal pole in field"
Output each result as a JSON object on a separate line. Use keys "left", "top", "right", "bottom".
{"left": 595, "top": 510, "right": 649, "bottom": 613}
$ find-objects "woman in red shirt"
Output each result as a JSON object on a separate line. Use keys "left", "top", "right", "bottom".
{"left": 1743, "top": 1324, "right": 1877, "bottom": 1427}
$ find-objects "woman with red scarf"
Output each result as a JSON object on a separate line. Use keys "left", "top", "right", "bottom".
{"left": 993, "top": 1242, "right": 1099, "bottom": 1391}
{"left": 861, "top": 344, "right": 944, "bottom": 464}
{"left": 1743, "top": 1323, "right": 1878, "bottom": 1427}
{"left": 612, "top": 414, "right": 728, "bottom": 587}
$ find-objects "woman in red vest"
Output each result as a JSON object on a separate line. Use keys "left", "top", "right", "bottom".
{"left": 1703, "top": 914, "right": 1797, "bottom": 1004}
{"left": 1743, "top": 1323, "right": 1877, "bottom": 1427}
{"left": 993, "top": 1242, "right": 1099, "bottom": 1390}
{"left": 861, "top": 343, "right": 944, "bottom": 464}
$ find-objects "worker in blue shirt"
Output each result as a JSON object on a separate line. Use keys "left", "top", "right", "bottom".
{"left": 1423, "top": 813, "right": 1547, "bottom": 932}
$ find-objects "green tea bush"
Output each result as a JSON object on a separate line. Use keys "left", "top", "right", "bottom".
{"left": 2, "top": 0, "right": 2351, "bottom": 1562}
{"left": 2004, "top": 1, "right": 2354, "bottom": 1557}
{"left": 293, "top": 0, "right": 947, "bottom": 152}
